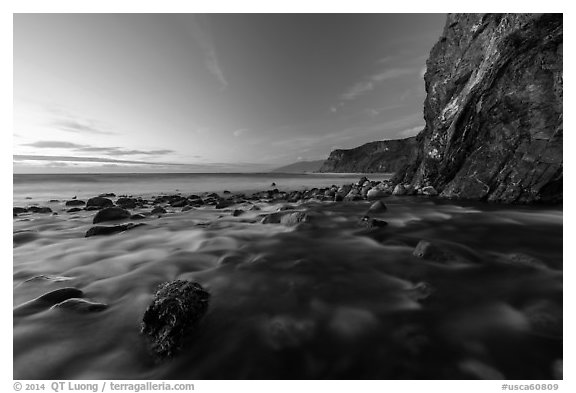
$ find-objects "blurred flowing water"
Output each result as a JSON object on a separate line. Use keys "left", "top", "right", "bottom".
{"left": 13, "top": 175, "right": 562, "bottom": 379}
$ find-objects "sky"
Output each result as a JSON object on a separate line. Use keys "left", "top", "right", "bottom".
{"left": 13, "top": 13, "right": 446, "bottom": 173}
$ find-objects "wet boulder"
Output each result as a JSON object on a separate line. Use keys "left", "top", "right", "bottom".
{"left": 367, "top": 200, "right": 388, "bottom": 213}
{"left": 366, "top": 188, "right": 389, "bottom": 200}
{"left": 413, "top": 240, "right": 452, "bottom": 262}
{"left": 116, "top": 197, "right": 137, "bottom": 209}
{"left": 85, "top": 223, "right": 145, "bottom": 237}
{"left": 86, "top": 196, "right": 114, "bottom": 208}
{"left": 14, "top": 287, "right": 84, "bottom": 316}
{"left": 13, "top": 207, "right": 27, "bottom": 215}
{"left": 65, "top": 199, "right": 85, "bottom": 207}
{"left": 93, "top": 207, "right": 131, "bottom": 224}
{"left": 151, "top": 206, "right": 167, "bottom": 215}
{"left": 67, "top": 207, "right": 83, "bottom": 213}
{"left": 280, "top": 211, "right": 310, "bottom": 226}
{"left": 392, "top": 184, "right": 407, "bottom": 196}
{"left": 141, "top": 280, "right": 210, "bottom": 358}
{"left": 359, "top": 216, "right": 388, "bottom": 228}
{"left": 27, "top": 206, "right": 52, "bottom": 213}
{"left": 51, "top": 298, "right": 108, "bottom": 312}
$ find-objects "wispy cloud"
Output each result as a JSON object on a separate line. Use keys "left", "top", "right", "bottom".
{"left": 192, "top": 15, "right": 228, "bottom": 89}
{"left": 13, "top": 154, "right": 179, "bottom": 166}
{"left": 53, "top": 119, "right": 116, "bottom": 135}
{"left": 23, "top": 141, "right": 174, "bottom": 157}
{"left": 340, "top": 68, "right": 417, "bottom": 101}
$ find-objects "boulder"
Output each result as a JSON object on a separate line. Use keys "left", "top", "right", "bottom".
{"left": 14, "top": 287, "right": 84, "bottom": 316}
{"left": 65, "top": 200, "right": 85, "bottom": 207}
{"left": 86, "top": 196, "right": 114, "bottom": 208}
{"left": 280, "top": 211, "right": 310, "bottom": 226}
{"left": 392, "top": 184, "right": 407, "bottom": 196}
{"left": 85, "top": 223, "right": 145, "bottom": 237}
{"left": 116, "top": 197, "right": 137, "bottom": 209}
{"left": 232, "top": 209, "right": 244, "bottom": 217}
{"left": 151, "top": 206, "right": 167, "bottom": 215}
{"left": 421, "top": 186, "right": 438, "bottom": 196}
{"left": 170, "top": 199, "right": 188, "bottom": 208}
{"left": 50, "top": 298, "right": 108, "bottom": 312}
{"left": 359, "top": 216, "right": 388, "bottom": 228}
{"left": 13, "top": 207, "right": 27, "bottom": 214}
{"left": 141, "top": 280, "right": 210, "bottom": 358}
{"left": 93, "top": 207, "right": 130, "bottom": 224}
{"left": 413, "top": 240, "right": 452, "bottom": 262}
{"left": 67, "top": 207, "right": 82, "bottom": 213}
{"left": 367, "top": 200, "right": 388, "bottom": 213}
{"left": 366, "top": 188, "right": 389, "bottom": 200}
{"left": 27, "top": 206, "right": 52, "bottom": 213}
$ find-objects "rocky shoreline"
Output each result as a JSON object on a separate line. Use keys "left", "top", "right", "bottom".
{"left": 13, "top": 176, "right": 439, "bottom": 237}
{"left": 13, "top": 176, "right": 562, "bottom": 368}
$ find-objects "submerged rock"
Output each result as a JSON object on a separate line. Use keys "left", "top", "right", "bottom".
{"left": 359, "top": 216, "right": 388, "bottom": 229}
{"left": 280, "top": 211, "right": 309, "bottom": 226}
{"left": 67, "top": 207, "right": 82, "bottom": 213}
{"left": 86, "top": 196, "right": 114, "bottom": 208}
{"left": 85, "top": 223, "right": 145, "bottom": 237}
{"left": 50, "top": 298, "right": 108, "bottom": 312}
{"left": 14, "top": 287, "right": 84, "bottom": 316}
{"left": 413, "top": 240, "right": 452, "bottom": 262}
{"left": 141, "top": 280, "right": 210, "bottom": 358}
{"left": 93, "top": 207, "right": 130, "bottom": 224}
{"left": 13, "top": 207, "right": 27, "bottom": 215}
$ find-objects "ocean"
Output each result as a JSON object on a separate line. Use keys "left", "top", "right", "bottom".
{"left": 13, "top": 173, "right": 563, "bottom": 379}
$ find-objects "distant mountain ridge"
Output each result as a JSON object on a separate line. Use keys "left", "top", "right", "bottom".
{"left": 271, "top": 160, "right": 325, "bottom": 173}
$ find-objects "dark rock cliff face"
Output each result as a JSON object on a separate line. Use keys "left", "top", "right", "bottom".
{"left": 393, "top": 13, "right": 562, "bottom": 203}
{"left": 318, "top": 137, "right": 418, "bottom": 173}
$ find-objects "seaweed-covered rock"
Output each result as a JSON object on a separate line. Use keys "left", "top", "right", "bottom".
{"left": 141, "top": 280, "right": 210, "bottom": 358}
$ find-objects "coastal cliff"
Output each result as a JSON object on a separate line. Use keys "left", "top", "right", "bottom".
{"left": 318, "top": 137, "right": 418, "bottom": 173}
{"left": 393, "top": 13, "right": 562, "bottom": 203}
